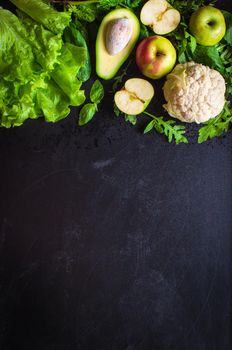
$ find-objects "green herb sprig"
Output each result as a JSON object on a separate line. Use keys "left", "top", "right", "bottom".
{"left": 78, "top": 79, "right": 104, "bottom": 125}
{"left": 198, "top": 102, "right": 232, "bottom": 143}
{"left": 143, "top": 111, "right": 188, "bottom": 144}
{"left": 112, "top": 60, "right": 132, "bottom": 92}
{"left": 114, "top": 104, "right": 188, "bottom": 144}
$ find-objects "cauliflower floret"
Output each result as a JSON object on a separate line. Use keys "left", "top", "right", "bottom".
{"left": 163, "top": 62, "right": 226, "bottom": 124}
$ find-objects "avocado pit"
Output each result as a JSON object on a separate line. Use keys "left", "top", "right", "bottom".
{"left": 105, "top": 18, "right": 133, "bottom": 56}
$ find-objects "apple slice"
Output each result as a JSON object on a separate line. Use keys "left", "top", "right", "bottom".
{"left": 152, "top": 8, "right": 181, "bottom": 35}
{"left": 141, "top": 0, "right": 181, "bottom": 35}
{"left": 140, "top": 0, "right": 167, "bottom": 26}
{"left": 114, "top": 78, "right": 154, "bottom": 115}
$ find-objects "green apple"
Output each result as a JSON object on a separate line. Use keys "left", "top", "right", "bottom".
{"left": 114, "top": 78, "right": 154, "bottom": 115}
{"left": 136, "top": 36, "right": 176, "bottom": 80}
{"left": 189, "top": 6, "right": 226, "bottom": 46}
{"left": 140, "top": 0, "right": 181, "bottom": 35}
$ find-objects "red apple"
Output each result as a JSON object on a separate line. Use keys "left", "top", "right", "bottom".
{"left": 136, "top": 36, "right": 176, "bottom": 79}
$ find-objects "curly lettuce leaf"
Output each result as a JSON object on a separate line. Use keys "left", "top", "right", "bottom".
{"left": 10, "top": 0, "right": 71, "bottom": 34}
{"left": 0, "top": 7, "right": 86, "bottom": 127}
{"left": 0, "top": 8, "right": 35, "bottom": 81}
{"left": 51, "top": 43, "right": 86, "bottom": 106}
{"left": 16, "top": 10, "right": 63, "bottom": 71}
{"left": 63, "top": 20, "right": 91, "bottom": 82}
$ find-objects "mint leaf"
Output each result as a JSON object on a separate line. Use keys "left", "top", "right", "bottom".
{"left": 90, "top": 79, "right": 104, "bottom": 104}
{"left": 78, "top": 103, "right": 97, "bottom": 125}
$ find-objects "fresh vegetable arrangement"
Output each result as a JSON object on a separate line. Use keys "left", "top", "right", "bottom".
{"left": 0, "top": 0, "right": 231, "bottom": 144}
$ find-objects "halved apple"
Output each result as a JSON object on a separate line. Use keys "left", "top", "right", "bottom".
{"left": 114, "top": 78, "right": 154, "bottom": 115}
{"left": 140, "top": 0, "right": 181, "bottom": 35}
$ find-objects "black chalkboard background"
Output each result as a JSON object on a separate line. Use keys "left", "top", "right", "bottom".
{"left": 0, "top": 1, "right": 231, "bottom": 349}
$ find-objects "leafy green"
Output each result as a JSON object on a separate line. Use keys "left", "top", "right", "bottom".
{"left": 168, "top": 0, "right": 216, "bottom": 16}
{"left": 113, "top": 105, "right": 188, "bottom": 143}
{"left": 168, "top": 7, "right": 232, "bottom": 98}
{"left": 90, "top": 80, "right": 104, "bottom": 104}
{"left": 112, "top": 60, "right": 132, "bottom": 92}
{"left": 222, "top": 10, "right": 232, "bottom": 45}
{"left": 17, "top": 10, "right": 64, "bottom": 71}
{"left": 51, "top": 43, "right": 86, "bottom": 105}
{"left": 113, "top": 103, "right": 137, "bottom": 125}
{"left": 113, "top": 103, "right": 121, "bottom": 117}
{"left": 10, "top": 0, "right": 71, "bottom": 34}
{"left": 167, "top": 22, "right": 197, "bottom": 63}
{"left": 78, "top": 80, "right": 104, "bottom": 125}
{"left": 139, "top": 24, "right": 150, "bottom": 39}
{"left": 192, "top": 45, "right": 223, "bottom": 68}
{"left": 79, "top": 103, "right": 98, "bottom": 125}
{"left": 198, "top": 102, "right": 232, "bottom": 143}
{"left": 0, "top": 3, "right": 86, "bottom": 127}
{"left": 66, "top": 0, "right": 142, "bottom": 10}
{"left": 69, "top": 4, "right": 97, "bottom": 23}
{"left": 63, "top": 19, "right": 91, "bottom": 81}
{"left": 125, "top": 114, "right": 137, "bottom": 125}
{"left": 143, "top": 112, "right": 188, "bottom": 144}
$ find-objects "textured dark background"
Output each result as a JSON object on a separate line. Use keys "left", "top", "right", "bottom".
{"left": 0, "top": 1, "right": 231, "bottom": 349}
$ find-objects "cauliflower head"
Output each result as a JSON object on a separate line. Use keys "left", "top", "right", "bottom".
{"left": 163, "top": 62, "right": 226, "bottom": 124}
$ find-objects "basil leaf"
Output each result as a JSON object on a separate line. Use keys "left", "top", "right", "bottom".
{"left": 78, "top": 103, "right": 97, "bottom": 126}
{"left": 90, "top": 79, "right": 104, "bottom": 104}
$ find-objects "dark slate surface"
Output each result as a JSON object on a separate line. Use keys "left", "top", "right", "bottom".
{"left": 0, "top": 1, "right": 231, "bottom": 349}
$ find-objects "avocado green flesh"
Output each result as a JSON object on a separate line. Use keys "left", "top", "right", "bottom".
{"left": 96, "top": 9, "right": 140, "bottom": 80}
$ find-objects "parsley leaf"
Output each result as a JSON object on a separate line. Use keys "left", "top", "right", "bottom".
{"left": 113, "top": 104, "right": 137, "bottom": 125}
{"left": 125, "top": 114, "right": 137, "bottom": 125}
{"left": 63, "top": 0, "right": 142, "bottom": 13}
{"left": 112, "top": 60, "right": 132, "bottom": 92}
{"left": 69, "top": 4, "right": 97, "bottom": 22}
{"left": 168, "top": 0, "right": 216, "bottom": 16}
{"left": 113, "top": 103, "right": 121, "bottom": 117}
{"left": 143, "top": 112, "right": 188, "bottom": 144}
{"left": 198, "top": 102, "right": 232, "bottom": 143}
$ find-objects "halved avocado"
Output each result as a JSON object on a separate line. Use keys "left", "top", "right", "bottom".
{"left": 96, "top": 9, "right": 140, "bottom": 80}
